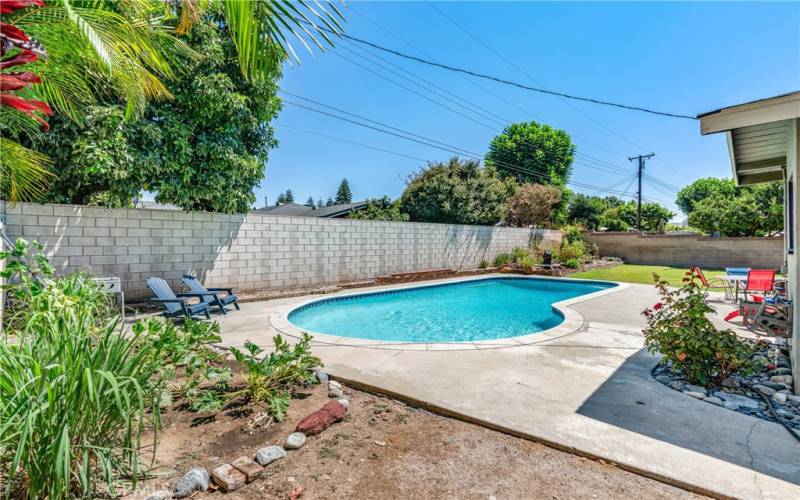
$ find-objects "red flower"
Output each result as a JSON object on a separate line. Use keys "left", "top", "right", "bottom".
{"left": 0, "top": 49, "right": 38, "bottom": 69}
{"left": 653, "top": 303, "right": 663, "bottom": 311}
{"left": 0, "top": 0, "right": 44, "bottom": 15}
{"left": 766, "top": 364, "right": 775, "bottom": 370}
{"left": 0, "top": 93, "right": 52, "bottom": 128}
{"left": 642, "top": 309, "right": 650, "bottom": 317}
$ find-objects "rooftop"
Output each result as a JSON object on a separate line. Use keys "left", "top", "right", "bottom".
{"left": 253, "top": 201, "right": 368, "bottom": 218}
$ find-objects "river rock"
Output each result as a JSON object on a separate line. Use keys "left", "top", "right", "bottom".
{"left": 703, "top": 396, "right": 724, "bottom": 406}
{"left": 788, "top": 395, "right": 800, "bottom": 407}
{"left": 772, "top": 392, "right": 789, "bottom": 404}
{"left": 146, "top": 491, "right": 172, "bottom": 500}
{"left": 173, "top": 468, "right": 209, "bottom": 498}
{"left": 655, "top": 374, "right": 672, "bottom": 384}
{"left": 315, "top": 370, "right": 329, "bottom": 384}
{"left": 769, "top": 367, "right": 792, "bottom": 377}
{"left": 337, "top": 398, "right": 350, "bottom": 412}
{"left": 256, "top": 445, "right": 287, "bottom": 466}
{"left": 684, "top": 384, "right": 707, "bottom": 395}
{"left": 285, "top": 432, "right": 307, "bottom": 450}
{"left": 714, "top": 392, "right": 760, "bottom": 410}
{"left": 684, "top": 391, "right": 706, "bottom": 400}
{"left": 770, "top": 375, "right": 793, "bottom": 386}
{"left": 753, "top": 384, "right": 776, "bottom": 396}
{"left": 723, "top": 401, "right": 739, "bottom": 411}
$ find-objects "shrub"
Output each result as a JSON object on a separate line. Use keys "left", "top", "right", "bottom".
{"left": 0, "top": 240, "right": 164, "bottom": 498}
{"left": 518, "top": 255, "right": 538, "bottom": 273}
{"left": 511, "top": 246, "right": 531, "bottom": 263}
{"left": 145, "top": 319, "right": 231, "bottom": 412}
{"left": 556, "top": 239, "right": 586, "bottom": 262}
{"left": 642, "top": 270, "right": 754, "bottom": 385}
{"left": 493, "top": 253, "right": 512, "bottom": 267}
{"left": 564, "top": 258, "right": 579, "bottom": 269}
{"left": 561, "top": 224, "right": 583, "bottom": 244}
{"left": 229, "top": 334, "right": 321, "bottom": 421}
{"left": 479, "top": 260, "right": 489, "bottom": 269}
{"left": 504, "top": 183, "right": 562, "bottom": 227}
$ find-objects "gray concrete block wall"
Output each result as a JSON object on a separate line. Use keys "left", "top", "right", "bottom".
{"left": 1, "top": 203, "right": 555, "bottom": 300}
{"left": 584, "top": 232, "right": 784, "bottom": 270}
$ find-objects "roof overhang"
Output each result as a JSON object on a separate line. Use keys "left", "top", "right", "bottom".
{"left": 698, "top": 92, "right": 799, "bottom": 185}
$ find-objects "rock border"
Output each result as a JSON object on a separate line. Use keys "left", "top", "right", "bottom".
{"left": 159, "top": 375, "right": 348, "bottom": 498}
{"left": 652, "top": 342, "right": 799, "bottom": 430}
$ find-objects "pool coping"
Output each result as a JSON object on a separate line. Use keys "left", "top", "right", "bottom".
{"left": 268, "top": 273, "right": 629, "bottom": 351}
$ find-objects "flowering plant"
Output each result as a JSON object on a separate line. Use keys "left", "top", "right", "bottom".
{"left": 642, "top": 269, "right": 754, "bottom": 385}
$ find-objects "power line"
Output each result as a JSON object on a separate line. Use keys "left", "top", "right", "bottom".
{"left": 346, "top": 5, "right": 636, "bottom": 160}
{"left": 322, "top": 18, "right": 697, "bottom": 120}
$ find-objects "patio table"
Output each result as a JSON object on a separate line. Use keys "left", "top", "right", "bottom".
{"left": 719, "top": 274, "right": 748, "bottom": 302}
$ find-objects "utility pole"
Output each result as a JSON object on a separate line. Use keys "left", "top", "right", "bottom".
{"left": 628, "top": 153, "right": 654, "bottom": 231}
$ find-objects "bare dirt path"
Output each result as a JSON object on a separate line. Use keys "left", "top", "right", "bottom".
{"left": 135, "top": 383, "right": 702, "bottom": 500}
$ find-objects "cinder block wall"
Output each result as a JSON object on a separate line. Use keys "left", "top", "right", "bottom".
{"left": 584, "top": 232, "right": 784, "bottom": 269}
{"left": 1, "top": 203, "right": 557, "bottom": 300}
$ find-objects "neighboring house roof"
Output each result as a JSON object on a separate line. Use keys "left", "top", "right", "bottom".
{"left": 697, "top": 91, "right": 800, "bottom": 185}
{"left": 253, "top": 201, "right": 368, "bottom": 218}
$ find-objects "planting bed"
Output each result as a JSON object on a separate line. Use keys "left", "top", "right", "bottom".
{"left": 127, "top": 381, "right": 703, "bottom": 499}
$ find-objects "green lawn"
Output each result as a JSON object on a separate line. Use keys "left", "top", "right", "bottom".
{"left": 571, "top": 264, "right": 725, "bottom": 286}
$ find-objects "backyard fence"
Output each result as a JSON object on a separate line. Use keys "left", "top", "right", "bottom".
{"left": 0, "top": 202, "right": 559, "bottom": 300}
{"left": 584, "top": 232, "right": 784, "bottom": 270}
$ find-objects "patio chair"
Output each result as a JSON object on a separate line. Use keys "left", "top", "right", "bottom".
{"left": 146, "top": 277, "right": 211, "bottom": 320}
{"left": 690, "top": 266, "right": 733, "bottom": 300}
{"left": 742, "top": 269, "right": 776, "bottom": 301}
{"left": 181, "top": 275, "right": 240, "bottom": 314}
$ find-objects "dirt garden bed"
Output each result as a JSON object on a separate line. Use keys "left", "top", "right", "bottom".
{"left": 127, "top": 380, "right": 703, "bottom": 499}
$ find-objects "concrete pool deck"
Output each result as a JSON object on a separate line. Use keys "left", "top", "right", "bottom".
{"left": 215, "top": 275, "right": 800, "bottom": 499}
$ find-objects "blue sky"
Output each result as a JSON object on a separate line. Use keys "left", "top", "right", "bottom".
{"left": 256, "top": 1, "right": 799, "bottom": 215}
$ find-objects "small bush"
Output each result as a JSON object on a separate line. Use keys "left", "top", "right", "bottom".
{"left": 511, "top": 246, "right": 531, "bottom": 263}
{"left": 564, "top": 258, "right": 580, "bottom": 269}
{"left": 479, "top": 260, "right": 489, "bottom": 269}
{"left": 562, "top": 224, "right": 583, "bottom": 244}
{"left": 556, "top": 239, "right": 587, "bottom": 262}
{"left": 493, "top": 253, "right": 512, "bottom": 267}
{"left": 229, "top": 334, "right": 321, "bottom": 421}
{"left": 642, "top": 270, "right": 755, "bottom": 385}
{"left": 518, "top": 255, "right": 538, "bottom": 273}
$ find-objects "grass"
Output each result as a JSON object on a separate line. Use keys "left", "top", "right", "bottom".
{"left": 571, "top": 264, "right": 726, "bottom": 286}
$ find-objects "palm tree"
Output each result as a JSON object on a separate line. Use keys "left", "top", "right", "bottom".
{"left": 1, "top": 0, "right": 344, "bottom": 202}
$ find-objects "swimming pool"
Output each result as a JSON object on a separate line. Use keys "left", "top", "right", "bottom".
{"left": 287, "top": 277, "right": 617, "bottom": 343}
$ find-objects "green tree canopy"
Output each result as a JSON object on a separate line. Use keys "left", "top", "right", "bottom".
{"left": 36, "top": 17, "right": 281, "bottom": 213}
{"left": 334, "top": 178, "right": 352, "bottom": 204}
{"left": 485, "top": 121, "right": 575, "bottom": 187}
{"left": 399, "top": 157, "right": 515, "bottom": 225}
{"left": 567, "top": 194, "right": 623, "bottom": 230}
{"left": 676, "top": 177, "right": 737, "bottom": 215}
{"left": 677, "top": 177, "right": 783, "bottom": 235}
{"left": 349, "top": 196, "right": 409, "bottom": 222}
{"left": 617, "top": 201, "right": 674, "bottom": 233}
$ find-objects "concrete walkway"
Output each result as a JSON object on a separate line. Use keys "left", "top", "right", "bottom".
{"left": 215, "top": 278, "right": 800, "bottom": 499}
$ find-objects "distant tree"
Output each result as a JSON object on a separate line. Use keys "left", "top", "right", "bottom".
{"left": 485, "top": 121, "right": 575, "bottom": 187}
{"left": 598, "top": 207, "right": 630, "bottom": 232}
{"left": 567, "top": 194, "right": 606, "bottom": 230}
{"left": 399, "top": 157, "right": 515, "bottom": 225}
{"left": 316, "top": 198, "right": 324, "bottom": 208}
{"left": 349, "top": 196, "right": 410, "bottom": 222}
{"left": 334, "top": 178, "right": 352, "bottom": 204}
{"left": 325, "top": 197, "right": 334, "bottom": 206}
{"left": 616, "top": 201, "right": 673, "bottom": 233}
{"left": 304, "top": 196, "right": 316, "bottom": 208}
{"left": 275, "top": 192, "right": 285, "bottom": 205}
{"left": 504, "top": 184, "right": 562, "bottom": 228}
{"left": 677, "top": 177, "right": 782, "bottom": 235}
{"left": 676, "top": 178, "right": 736, "bottom": 215}
{"left": 284, "top": 189, "right": 294, "bottom": 203}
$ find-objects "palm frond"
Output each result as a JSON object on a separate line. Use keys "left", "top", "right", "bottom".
{"left": 0, "top": 137, "right": 52, "bottom": 203}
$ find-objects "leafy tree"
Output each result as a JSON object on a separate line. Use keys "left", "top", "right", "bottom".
{"left": 677, "top": 177, "right": 783, "bottom": 235}
{"left": 567, "top": 194, "right": 627, "bottom": 230}
{"left": 349, "top": 197, "right": 409, "bottom": 222}
{"left": 598, "top": 207, "right": 630, "bottom": 232}
{"left": 676, "top": 178, "right": 736, "bottom": 215}
{"left": 37, "top": 16, "right": 281, "bottom": 212}
{"left": 504, "top": 184, "right": 562, "bottom": 228}
{"left": 485, "top": 121, "right": 575, "bottom": 187}
{"left": 617, "top": 201, "right": 674, "bottom": 233}
{"left": 334, "top": 178, "right": 352, "bottom": 204}
{"left": 398, "top": 157, "right": 515, "bottom": 225}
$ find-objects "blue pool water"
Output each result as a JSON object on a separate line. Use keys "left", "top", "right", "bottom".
{"left": 288, "top": 277, "right": 616, "bottom": 342}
